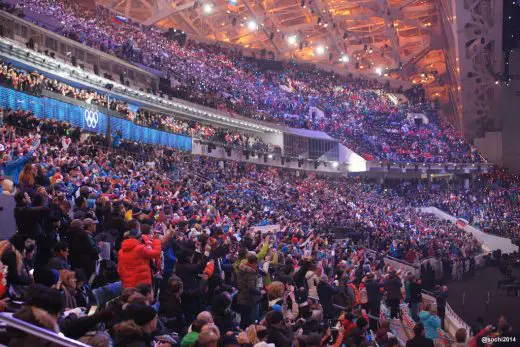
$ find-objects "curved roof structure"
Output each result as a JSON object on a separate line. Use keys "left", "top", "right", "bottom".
{"left": 97, "top": 0, "right": 448, "bottom": 99}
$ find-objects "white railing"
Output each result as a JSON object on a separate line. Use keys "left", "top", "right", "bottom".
{"left": 0, "top": 313, "right": 89, "bottom": 347}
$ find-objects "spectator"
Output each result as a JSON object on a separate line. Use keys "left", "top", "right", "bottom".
{"left": 455, "top": 328, "right": 467, "bottom": 347}
{"left": 384, "top": 270, "right": 402, "bottom": 319}
{"left": 47, "top": 241, "right": 70, "bottom": 271}
{"left": 113, "top": 303, "right": 161, "bottom": 347}
{"left": 8, "top": 284, "right": 63, "bottom": 347}
{"left": 68, "top": 219, "right": 99, "bottom": 279}
{"left": 406, "top": 323, "right": 434, "bottom": 347}
{"left": 418, "top": 304, "right": 441, "bottom": 341}
{"left": 118, "top": 228, "right": 161, "bottom": 288}
{"left": 236, "top": 252, "right": 263, "bottom": 329}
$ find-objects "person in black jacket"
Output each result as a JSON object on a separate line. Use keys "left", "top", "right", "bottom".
{"left": 364, "top": 273, "right": 384, "bottom": 330}
{"left": 406, "top": 323, "right": 434, "bottom": 347}
{"left": 409, "top": 277, "right": 423, "bottom": 322}
{"left": 210, "top": 291, "right": 238, "bottom": 334}
{"left": 317, "top": 274, "right": 340, "bottom": 319}
{"left": 113, "top": 304, "right": 159, "bottom": 347}
{"left": 13, "top": 191, "right": 47, "bottom": 240}
{"left": 68, "top": 219, "right": 100, "bottom": 279}
{"left": 265, "top": 310, "right": 294, "bottom": 347}
{"left": 384, "top": 270, "right": 402, "bottom": 319}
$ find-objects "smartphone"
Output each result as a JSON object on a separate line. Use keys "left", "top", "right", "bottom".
{"left": 88, "top": 305, "right": 97, "bottom": 316}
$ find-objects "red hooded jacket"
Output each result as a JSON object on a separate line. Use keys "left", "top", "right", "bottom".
{"left": 118, "top": 238, "right": 161, "bottom": 288}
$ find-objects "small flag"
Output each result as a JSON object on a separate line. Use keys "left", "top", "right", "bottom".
{"left": 456, "top": 218, "right": 468, "bottom": 228}
{"left": 112, "top": 15, "right": 127, "bottom": 24}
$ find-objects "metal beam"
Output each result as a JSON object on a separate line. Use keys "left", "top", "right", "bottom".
{"left": 143, "top": 1, "right": 196, "bottom": 26}
{"left": 239, "top": 0, "right": 281, "bottom": 54}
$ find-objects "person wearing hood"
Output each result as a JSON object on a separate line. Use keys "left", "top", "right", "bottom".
{"left": 236, "top": 251, "right": 263, "bottom": 329}
{"left": 418, "top": 304, "right": 441, "bottom": 341}
{"left": 118, "top": 226, "right": 161, "bottom": 288}
{"left": 8, "top": 284, "right": 63, "bottom": 347}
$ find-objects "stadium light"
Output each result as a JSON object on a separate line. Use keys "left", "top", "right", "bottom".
{"left": 332, "top": 161, "right": 339, "bottom": 168}
{"left": 248, "top": 20, "right": 258, "bottom": 31}
{"left": 288, "top": 35, "right": 298, "bottom": 45}
{"left": 376, "top": 67, "right": 382, "bottom": 76}
{"left": 315, "top": 45, "right": 325, "bottom": 55}
{"left": 340, "top": 54, "right": 349, "bottom": 62}
{"left": 203, "top": 3, "right": 213, "bottom": 14}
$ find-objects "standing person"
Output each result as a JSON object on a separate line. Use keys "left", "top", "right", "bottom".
{"left": 317, "top": 274, "right": 340, "bottom": 319}
{"left": 364, "top": 273, "right": 384, "bottom": 330}
{"left": 69, "top": 219, "right": 100, "bottom": 279}
{"left": 118, "top": 228, "right": 161, "bottom": 289}
{"left": 434, "top": 285, "right": 448, "bottom": 329}
{"left": 409, "top": 277, "right": 422, "bottom": 322}
{"left": 236, "top": 252, "right": 263, "bottom": 329}
{"left": 418, "top": 304, "right": 441, "bottom": 341}
{"left": 406, "top": 323, "right": 434, "bottom": 347}
{"left": 13, "top": 191, "right": 47, "bottom": 240}
{"left": 384, "top": 270, "right": 402, "bottom": 319}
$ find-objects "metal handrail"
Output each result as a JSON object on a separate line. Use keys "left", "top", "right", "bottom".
{"left": 0, "top": 313, "right": 89, "bottom": 347}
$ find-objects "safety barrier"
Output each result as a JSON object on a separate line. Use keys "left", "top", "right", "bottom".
{"left": 0, "top": 312, "right": 89, "bottom": 347}
{"left": 0, "top": 85, "right": 192, "bottom": 151}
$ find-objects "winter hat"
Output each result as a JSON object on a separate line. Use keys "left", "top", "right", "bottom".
{"left": 125, "top": 304, "right": 157, "bottom": 326}
{"left": 180, "top": 331, "right": 200, "bottom": 347}
{"left": 34, "top": 266, "right": 60, "bottom": 287}
{"left": 26, "top": 284, "right": 63, "bottom": 316}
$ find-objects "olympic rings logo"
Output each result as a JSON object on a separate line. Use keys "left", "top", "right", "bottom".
{"left": 84, "top": 109, "right": 99, "bottom": 129}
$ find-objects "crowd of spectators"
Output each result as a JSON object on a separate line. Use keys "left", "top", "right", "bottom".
{"left": 0, "top": 106, "right": 497, "bottom": 346}
{"left": 0, "top": 60, "right": 277, "bottom": 153}
{"left": 16, "top": 0, "right": 484, "bottom": 163}
{"left": 403, "top": 170, "right": 520, "bottom": 244}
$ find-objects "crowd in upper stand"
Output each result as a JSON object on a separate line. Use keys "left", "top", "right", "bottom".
{"left": 0, "top": 106, "right": 509, "bottom": 347}
{"left": 16, "top": 0, "right": 483, "bottom": 163}
{"left": 0, "top": 60, "right": 277, "bottom": 153}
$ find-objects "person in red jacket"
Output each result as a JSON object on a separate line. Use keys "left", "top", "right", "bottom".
{"left": 118, "top": 228, "right": 161, "bottom": 289}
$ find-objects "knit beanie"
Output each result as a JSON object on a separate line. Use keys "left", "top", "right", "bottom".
{"left": 125, "top": 303, "right": 157, "bottom": 326}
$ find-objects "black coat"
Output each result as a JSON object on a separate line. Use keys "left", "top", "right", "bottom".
{"left": 384, "top": 274, "right": 402, "bottom": 300}
{"left": 364, "top": 279, "right": 384, "bottom": 303}
{"left": 317, "top": 281, "right": 339, "bottom": 313}
{"left": 267, "top": 324, "right": 294, "bottom": 347}
{"left": 409, "top": 282, "right": 422, "bottom": 304}
{"left": 406, "top": 335, "right": 435, "bottom": 347}
{"left": 14, "top": 205, "right": 47, "bottom": 239}
{"left": 1, "top": 248, "right": 31, "bottom": 287}
{"left": 68, "top": 227, "right": 99, "bottom": 278}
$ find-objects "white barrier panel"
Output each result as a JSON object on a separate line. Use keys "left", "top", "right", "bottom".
{"left": 420, "top": 207, "right": 518, "bottom": 254}
{"left": 250, "top": 224, "right": 280, "bottom": 234}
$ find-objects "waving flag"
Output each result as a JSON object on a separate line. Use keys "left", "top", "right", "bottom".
{"left": 112, "top": 15, "right": 127, "bottom": 25}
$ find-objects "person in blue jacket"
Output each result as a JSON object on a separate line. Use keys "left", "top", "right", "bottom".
{"left": 418, "top": 303, "right": 441, "bottom": 340}
{"left": 1, "top": 149, "right": 34, "bottom": 185}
